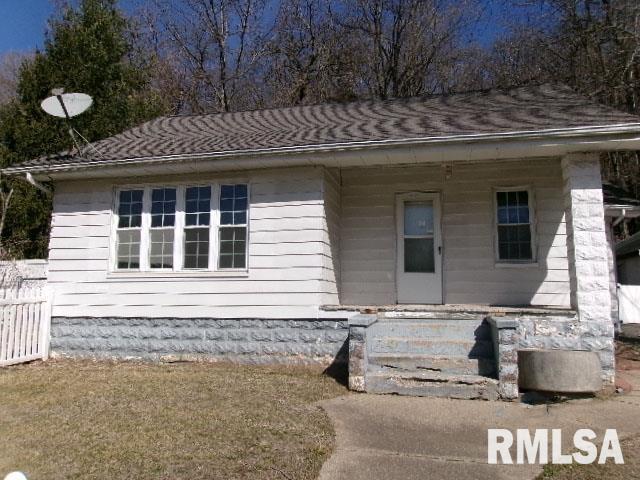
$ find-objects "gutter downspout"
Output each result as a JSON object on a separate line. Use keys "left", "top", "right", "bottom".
{"left": 25, "top": 172, "right": 51, "bottom": 194}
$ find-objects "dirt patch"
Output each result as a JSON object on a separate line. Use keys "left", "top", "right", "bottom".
{"left": 616, "top": 339, "right": 640, "bottom": 372}
{"left": 0, "top": 359, "right": 347, "bottom": 480}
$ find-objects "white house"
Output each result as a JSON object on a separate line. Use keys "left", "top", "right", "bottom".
{"left": 6, "top": 84, "right": 640, "bottom": 399}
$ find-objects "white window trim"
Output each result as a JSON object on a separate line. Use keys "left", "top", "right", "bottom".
{"left": 182, "top": 183, "right": 215, "bottom": 271}
{"left": 217, "top": 184, "right": 250, "bottom": 271}
{"left": 493, "top": 186, "right": 538, "bottom": 266}
{"left": 109, "top": 182, "right": 250, "bottom": 276}
{"left": 111, "top": 188, "right": 144, "bottom": 271}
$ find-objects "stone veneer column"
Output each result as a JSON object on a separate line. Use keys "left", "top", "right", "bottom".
{"left": 347, "top": 314, "right": 377, "bottom": 392}
{"left": 488, "top": 317, "right": 519, "bottom": 400}
{"left": 561, "top": 153, "right": 615, "bottom": 383}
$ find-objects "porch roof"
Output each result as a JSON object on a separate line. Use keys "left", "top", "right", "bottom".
{"left": 6, "top": 84, "right": 640, "bottom": 179}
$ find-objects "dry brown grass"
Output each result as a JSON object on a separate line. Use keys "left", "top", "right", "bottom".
{"left": 539, "top": 435, "right": 640, "bottom": 480}
{"left": 0, "top": 359, "right": 348, "bottom": 480}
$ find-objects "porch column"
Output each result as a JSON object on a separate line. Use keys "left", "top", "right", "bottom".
{"left": 561, "top": 153, "right": 615, "bottom": 384}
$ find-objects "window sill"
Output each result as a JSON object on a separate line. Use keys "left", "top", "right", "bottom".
{"left": 106, "top": 269, "right": 249, "bottom": 280}
{"left": 494, "top": 262, "right": 539, "bottom": 269}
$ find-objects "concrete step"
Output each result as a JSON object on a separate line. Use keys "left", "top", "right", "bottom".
{"left": 369, "top": 320, "right": 491, "bottom": 341}
{"left": 369, "top": 337, "right": 494, "bottom": 357}
{"left": 366, "top": 371, "right": 499, "bottom": 400}
{"left": 368, "top": 353, "right": 496, "bottom": 376}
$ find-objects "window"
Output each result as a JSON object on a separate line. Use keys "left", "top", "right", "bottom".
{"left": 116, "top": 189, "right": 143, "bottom": 269}
{"left": 149, "top": 188, "right": 176, "bottom": 269}
{"left": 113, "top": 183, "right": 249, "bottom": 272}
{"left": 219, "top": 184, "right": 248, "bottom": 269}
{"left": 184, "top": 186, "right": 211, "bottom": 269}
{"left": 496, "top": 189, "right": 534, "bottom": 262}
{"left": 403, "top": 201, "right": 435, "bottom": 273}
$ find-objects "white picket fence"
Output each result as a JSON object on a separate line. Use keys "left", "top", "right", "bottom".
{"left": 618, "top": 284, "right": 640, "bottom": 324}
{"left": 0, "top": 287, "right": 51, "bottom": 366}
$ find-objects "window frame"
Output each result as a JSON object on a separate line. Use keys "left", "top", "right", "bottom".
{"left": 148, "top": 186, "right": 178, "bottom": 271}
{"left": 492, "top": 186, "right": 537, "bottom": 266}
{"left": 218, "top": 184, "right": 249, "bottom": 271}
{"left": 182, "top": 184, "right": 216, "bottom": 271}
{"left": 113, "top": 188, "right": 144, "bottom": 271}
{"left": 110, "top": 182, "right": 249, "bottom": 275}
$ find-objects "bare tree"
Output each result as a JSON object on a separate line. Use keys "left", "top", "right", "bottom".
{"left": 335, "top": 0, "right": 482, "bottom": 99}
{"left": 488, "top": 1, "right": 640, "bottom": 108}
{"left": 265, "top": 0, "right": 359, "bottom": 106}
{"left": 147, "top": 0, "right": 272, "bottom": 113}
{"left": 488, "top": 0, "right": 640, "bottom": 237}
{"left": 0, "top": 52, "right": 31, "bottom": 106}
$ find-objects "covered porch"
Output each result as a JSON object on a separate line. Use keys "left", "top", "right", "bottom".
{"left": 327, "top": 156, "right": 574, "bottom": 308}
{"left": 321, "top": 153, "right": 616, "bottom": 399}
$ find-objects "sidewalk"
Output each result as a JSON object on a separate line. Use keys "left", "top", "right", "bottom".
{"left": 319, "top": 370, "right": 640, "bottom": 480}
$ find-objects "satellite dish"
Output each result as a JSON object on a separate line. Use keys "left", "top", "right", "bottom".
{"left": 39, "top": 88, "right": 101, "bottom": 159}
{"left": 41, "top": 92, "right": 93, "bottom": 119}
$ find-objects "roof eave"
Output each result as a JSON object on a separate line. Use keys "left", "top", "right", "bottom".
{"left": 6, "top": 123, "right": 640, "bottom": 179}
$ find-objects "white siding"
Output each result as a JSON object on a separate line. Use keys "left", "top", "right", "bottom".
{"left": 339, "top": 158, "right": 571, "bottom": 307}
{"left": 49, "top": 158, "right": 572, "bottom": 316}
{"left": 321, "top": 168, "right": 341, "bottom": 304}
{"left": 48, "top": 167, "right": 331, "bottom": 318}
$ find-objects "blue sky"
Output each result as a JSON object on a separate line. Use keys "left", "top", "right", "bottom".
{"left": 0, "top": 0, "right": 530, "bottom": 55}
{"left": 0, "top": 0, "right": 135, "bottom": 54}
{"left": 0, "top": 0, "right": 54, "bottom": 53}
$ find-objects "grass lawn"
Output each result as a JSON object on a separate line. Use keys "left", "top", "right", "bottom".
{"left": 540, "top": 338, "right": 640, "bottom": 479}
{"left": 539, "top": 435, "right": 640, "bottom": 480}
{"left": 0, "top": 360, "right": 348, "bottom": 480}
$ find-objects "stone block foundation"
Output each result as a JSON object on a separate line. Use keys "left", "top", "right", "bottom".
{"left": 50, "top": 317, "right": 349, "bottom": 365}
{"left": 489, "top": 312, "right": 615, "bottom": 399}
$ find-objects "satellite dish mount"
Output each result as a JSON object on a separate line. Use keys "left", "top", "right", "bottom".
{"left": 41, "top": 88, "right": 101, "bottom": 158}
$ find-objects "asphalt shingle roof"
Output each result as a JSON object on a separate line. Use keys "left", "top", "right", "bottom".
{"left": 13, "top": 84, "right": 640, "bottom": 170}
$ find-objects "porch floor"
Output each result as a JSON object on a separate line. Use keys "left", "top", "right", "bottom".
{"left": 320, "top": 304, "right": 576, "bottom": 317}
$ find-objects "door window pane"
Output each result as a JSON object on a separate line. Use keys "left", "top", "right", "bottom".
{"left": 404, "top": 238, "right": 435, "bottom": 273}
{"left": 404, "top": 202, "right": 433, "bottom": 236}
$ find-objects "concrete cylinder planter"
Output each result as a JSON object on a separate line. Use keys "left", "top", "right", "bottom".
{"left": 518, "top": 350, "right": 602, "bottom": 393}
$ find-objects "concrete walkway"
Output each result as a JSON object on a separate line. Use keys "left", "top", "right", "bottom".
{"left": 319, "top": 371, "right": 640, "bottom": 480}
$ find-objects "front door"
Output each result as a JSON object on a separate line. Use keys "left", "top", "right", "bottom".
{"left": 396, "top": 193, "right": 442, "bottom": 304}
